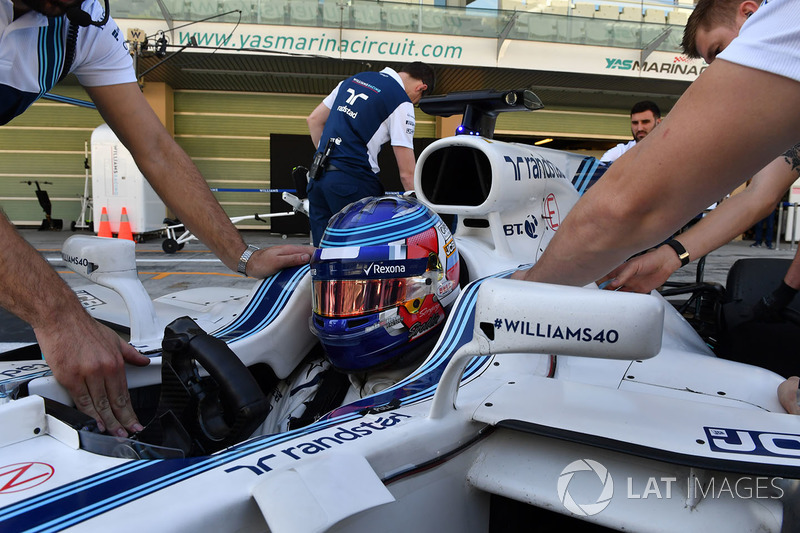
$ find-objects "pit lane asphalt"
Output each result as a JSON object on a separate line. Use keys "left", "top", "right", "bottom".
{"left": 4, "top": 227, "right": 798, "bottom": 345}
{"left": 23, "top": 227, "right": 795, "bottom": 291}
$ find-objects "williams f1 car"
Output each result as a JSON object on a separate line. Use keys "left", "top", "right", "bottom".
{"left": 1, "top": 89, "right": 799, "bottom": 533}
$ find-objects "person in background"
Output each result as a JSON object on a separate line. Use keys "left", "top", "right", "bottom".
{"left": 599, "top": 100, "right": 662, "bottom": 163}
{"left": 510, "top": 0, "right": 800, "bottom": 413}
{"left": 305, "top": 62, "right": 434, "bottom": 246}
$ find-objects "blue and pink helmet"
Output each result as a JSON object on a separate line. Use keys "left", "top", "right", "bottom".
{"left": 310, "top": 196, "right": 460, "bottom": 373}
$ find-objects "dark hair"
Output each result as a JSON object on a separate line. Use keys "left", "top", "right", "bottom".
{"left": 682, "top": 0, "right": 741, "bottom": 58}
{"left": 631, "top": 100, "right": 661, "bottom": 119}
{"left": 400, "top": 62, "right": 435, "bottom": 96}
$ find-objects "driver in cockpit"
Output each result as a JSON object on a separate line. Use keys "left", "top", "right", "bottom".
{"left": 258, "top": 195, "right": 461, "bottom": 434}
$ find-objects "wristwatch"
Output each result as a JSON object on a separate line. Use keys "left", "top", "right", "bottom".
{"left": 664, "top": 239, "right": 690, "bottom": 267}
{"left": 237, "top": 244, "right": 260, "bottom": 276}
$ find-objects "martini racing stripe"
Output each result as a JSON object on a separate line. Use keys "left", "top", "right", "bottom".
{"left": 571, "top": 156, "right": 607, "bottom": 196}
{"left": 211, "top": 265, "right": 309, "bottom": 341}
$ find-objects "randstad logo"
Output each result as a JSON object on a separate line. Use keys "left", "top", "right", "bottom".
{"left": 557, "top": 459, "right": 614, "bottom": 516}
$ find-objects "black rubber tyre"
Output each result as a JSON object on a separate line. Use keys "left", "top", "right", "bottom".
{"left": 162, "top": 238, "right": 180, "bottom": 254}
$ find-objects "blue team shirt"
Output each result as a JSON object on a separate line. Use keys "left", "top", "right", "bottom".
{"left": 317, "top": 69, "right": 413, "bottom": 179}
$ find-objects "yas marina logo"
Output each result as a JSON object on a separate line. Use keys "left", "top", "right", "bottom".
{"left": 557, "top": 459, "right": 613, "bottom": 516}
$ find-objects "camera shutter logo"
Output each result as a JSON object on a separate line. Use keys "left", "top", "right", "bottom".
{"left": 557, "top": 459, "right": 614, "bottom": 516}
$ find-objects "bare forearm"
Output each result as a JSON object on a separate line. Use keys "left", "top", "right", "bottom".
{"left": 307, "top": 103, "right": 330, "bottom": 149}
{"left": 0, "top": 213, "right": 85, "bottom": 327}
{"left": 522, "top": 62, "right": 800, "bottom": 286}
{"left": 393, "top": 146, "right": 416, "bottom": 191}
{"left": 135, "top": 134, "right": 246, "bottom": 271}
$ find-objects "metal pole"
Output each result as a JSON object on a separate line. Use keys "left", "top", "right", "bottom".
{"left": 793, "top": 203, "right": 798, "bottom": 250}
{"left": 777, "top": 201, "right": 784, "bottom": 251}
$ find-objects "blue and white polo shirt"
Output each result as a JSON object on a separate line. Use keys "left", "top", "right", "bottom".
{"left": 0, "top": 0, "right": 134, "bottom": 125}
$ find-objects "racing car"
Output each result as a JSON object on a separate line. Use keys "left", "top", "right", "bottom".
{"left": 1, "top": 89, "right": 799, "bottom": 533}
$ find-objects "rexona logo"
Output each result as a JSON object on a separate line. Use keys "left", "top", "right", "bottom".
{"left": 558, "top": 459, "right": 614, "bottom": 516}
{"left": 364, "top": 263, "right": 406, "bottom": 276}
{"left": 604, "top": 57, "right": 707, "bottom": 76}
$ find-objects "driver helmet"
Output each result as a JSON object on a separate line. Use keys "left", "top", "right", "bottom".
{"left": 310, "top": 195, "right": 460, "bottom": 373}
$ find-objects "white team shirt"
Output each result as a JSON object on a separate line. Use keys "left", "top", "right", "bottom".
{"left": 600, "top": 139, "right": 637, "bottom": 163}
{"left": 0, "top": 0, "right": 134, "bottom": 117}
{"left": 718, "top": 0, "right": 800, "bottom": 83}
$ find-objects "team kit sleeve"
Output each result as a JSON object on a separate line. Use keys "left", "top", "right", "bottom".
{"left": 69, "top": 8, "right": 136, "bottom": 87}
{"left": 717, "top": 0, "right": 800, "bottom": 84}
{"left": 322, "top": 82, "right": 342, "bottom": 109}
{"left": 388, "top": 101, "right": 415, "bottom": 149}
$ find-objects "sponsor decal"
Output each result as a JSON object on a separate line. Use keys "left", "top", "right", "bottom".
{"left": 504, "top": 154, "right": 567, "bottom": 181}
{"left": 503, "top": 214, "right": 539, "bottom": 239}
{"left": 352, "top": 77, "right": 381, "bottom": 94}
{"left": 706, "top": 427, "right": 800, "bottom": 459}
{"left": 225, "top": 413, "right": 412, "bottom": 476}
{"left": 604, "top": 57, "right": 707, "bottom": 76}
{"left": 0, "top": 362, "right": 50, "bottom": 380}
{"left": 61, "top": 253, "right": 97, "bottom": 275}
{"left": 75, "top": 289, "right": 106, "bottom": 308}
{"left": 495, "top": 318, "right": 619, "bottom": 343}
{"left": 336, "top": 104, "right": 359, "bottom": 119}
{"left": 543, "top": 193, "right": 560, "bottom": 230}
{"left": 364, "top": 263, "right": 406, "bottom": 276}
{"left": 344, "top": 88, "right": 369, "bottom": 105}
{"left": 0, "top": 462, "right": 55, "bottom": 494}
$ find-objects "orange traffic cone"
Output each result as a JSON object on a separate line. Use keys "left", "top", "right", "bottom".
{"left": 117, "top": 207, "right": 134, "bottom": 241}
{"left": 97, "top": 207, "right": 112, "bottom": 238}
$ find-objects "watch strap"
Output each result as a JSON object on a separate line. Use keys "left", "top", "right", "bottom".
{"left": 664, "top": 239, "right": 690, "bottom": 267}
{"left": 237, "top": 244, "right": 260, "bottom": 276}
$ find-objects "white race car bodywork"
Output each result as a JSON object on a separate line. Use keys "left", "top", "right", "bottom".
{"left": 1, "top": 131, "right": 798, "bottom": 533}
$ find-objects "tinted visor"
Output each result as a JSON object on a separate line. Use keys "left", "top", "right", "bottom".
{"left": 313, "top": 273, "right": 435, "bottom": 318}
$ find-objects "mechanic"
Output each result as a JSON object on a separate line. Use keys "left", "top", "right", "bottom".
{"left": 511, "top": 0, "right": 799, "bottom": 288}
{"left": 0, "top": 0, "right": 314, "bottom": 437}
{"left": 513, "top": 0, "right": 800, "bottom": 414}
{"left": 305, "top": 62, "right": 435, "bottom": 246}
{"left": 258, "top": 195, "right": 461, "bottom": 434}
{"left": 598, "top": 0, "right": 799, "bottom": 317}
{"left": 599, "top": 100, "right": 662, "bottom": 163}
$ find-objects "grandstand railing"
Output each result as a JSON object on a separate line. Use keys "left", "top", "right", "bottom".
{"left": 113, "top": 0, "right": 694, "bottom": 54}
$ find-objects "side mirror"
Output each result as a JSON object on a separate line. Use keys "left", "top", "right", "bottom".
{"left": 429, "top": 278, "right": 664, "bottom": 418}
{"left": 61, "top": 235, "right": 161, "bottom": 349}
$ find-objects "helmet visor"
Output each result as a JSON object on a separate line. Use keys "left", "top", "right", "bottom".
{"left": 313, "top": 274, "right": 434, "bottom": 318}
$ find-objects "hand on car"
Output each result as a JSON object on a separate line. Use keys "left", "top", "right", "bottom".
{"left": 244, "top": 245, "right": 316, "bottom": 278}
{"left": 36, "top": 311, "right": 150, "bottom": 436}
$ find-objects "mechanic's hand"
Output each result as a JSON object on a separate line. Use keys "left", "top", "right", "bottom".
{"left": 777, "top": 376, "right": 800, "bottom": 415}
{"left": 35, "top": 312, "right": 150, "bottom": 436}
{"left": 597, "top": 245, "right": 680, "bottom": 293}
{"left": 751, "top": 281, "right": 799, "bottom": 323}
{"left": 245, "top": 245, "right": 315, "bottom": 278}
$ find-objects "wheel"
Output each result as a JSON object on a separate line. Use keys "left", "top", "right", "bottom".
{"left": 70, "top": 220, "right": 77, "bottom": 231}
{"left": 178, "top": 242, "right": 185, "bottom": 250}
{"left": 162, "top": 238, "right": 180, "bottom": 254}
